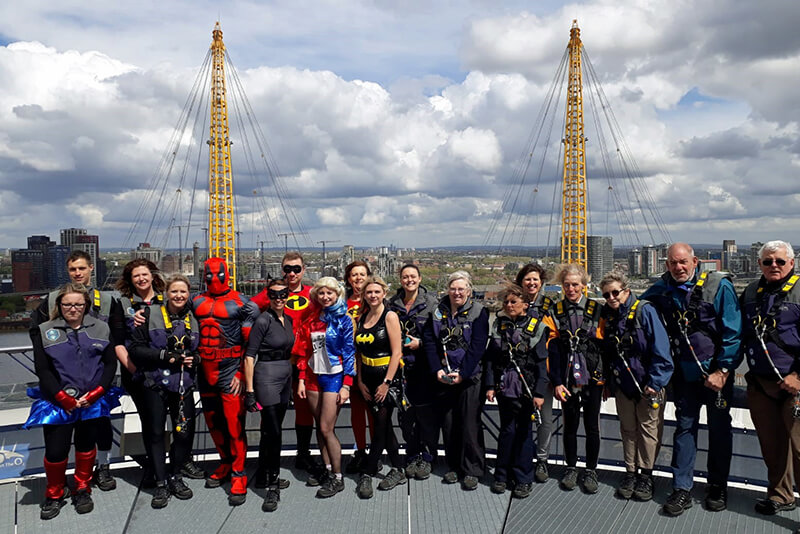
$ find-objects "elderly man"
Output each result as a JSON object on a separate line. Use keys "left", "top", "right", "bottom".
{"left": 641, "top": 243, "right": 741, "bottom": 516}
{"left": 741, "top": 240, "right": 800, "bottom": 516}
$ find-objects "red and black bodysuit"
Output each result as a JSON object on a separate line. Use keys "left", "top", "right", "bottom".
{"left": 193, "top": 258, "right": 259, "bottom": 499}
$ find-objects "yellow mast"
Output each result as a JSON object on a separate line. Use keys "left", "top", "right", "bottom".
{"left": 560, "top": 20, "right": 587, "bottom": 269}
{"left": 207, "top": 22, "right": 237, "bottom": 289}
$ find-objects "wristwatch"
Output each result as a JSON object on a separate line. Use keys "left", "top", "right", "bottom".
{"left": 719, "top": 367, "right": 729, "bottom": 374}
{"left": 383, "top": 378, "right": 392, "bottom": 385}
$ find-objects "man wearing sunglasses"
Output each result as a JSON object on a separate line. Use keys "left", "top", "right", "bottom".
{"left": 641, "top": 242, "right": 741, "bottom": 517}
{"left": 740, "top": 240, "right": 800, "bottom": 517}
{"left": 252, "top": 252, "right": 320, "bottom": 474}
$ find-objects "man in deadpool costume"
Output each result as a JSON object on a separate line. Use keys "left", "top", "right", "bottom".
{"left": 193, "top": 258, "right": 260, "bottom": 505}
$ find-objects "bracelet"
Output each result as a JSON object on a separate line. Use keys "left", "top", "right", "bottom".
{"left": 341, "top": 385, "right": 351, "bottom": 391}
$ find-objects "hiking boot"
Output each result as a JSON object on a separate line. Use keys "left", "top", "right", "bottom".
{"left": 378, "top": 468, "right": 408, "bottom": 491}
{"left": 443, "top": 471, "right": 458, "bottom": 484}
{"left": 316, "top": 476, "right": 344, "bottom": 498}
{"left": 405, "top": 458, "right": 419, "bottom": 479}
{"left": 581, "top": 469, "right": 599, "bottom": 494}
{"left": 205, "top": 464, "right": 231, "bottom": 488}
{"left": 560, "top": 467, "right": 578, "bottom": 491}
{"left": 168, "top": 475, "right": 193, "bottom": 500}
{"left": 705, "top": 484, "right": 727, "bottom": 512}
{"left": 180, "top": 461, "right": 206, "bottom": 480}
{"left": 633, "top": 474, "right": 654, "bottom": 502}
{"left": 40, "top": 488, "right": 70, "bottom": 520}
{"left": 228, "top": 491, "right": 247, "bottom": 506}
{"left": 617, "top": 472, "right": 636, "bottom": 499}
{"left": 462, "top": 475, "right": 479, "bottom": 491}
{"left": 357, "top": 474, "right": 374, "bottom": 499}
{"left": 491, "top": 479, "right": 507, "bottom": 494}
{"left": 534, "top": 460, "right": 549, "bottom": 483}
{"left": 306, "top": 466, "right": 329, "bottom": 487}
{"left": 663, "top": 489, "right": 692, "bottom": 516}
{"left": 151, "top": 483, "right": 170, "bottom": 509}
{"left": 262, "top": 486, "right": 280, "bottom": 512}
{"left": 415, "top": 458, "right": 432, "bottom": 480}
{"left": 72, "top": 489, "right": 94, "bottom": 514}
{"left": 755, "top": 498, "right": 797, "bottom": 515}
{"left": 513, "top": 483, "right": 533, "bottom": 499}
{"left": 93, "top": 463, "right": 116, "bottom": 491}
{"left": 346, "top": 449, "right": 368, "bottom": 474}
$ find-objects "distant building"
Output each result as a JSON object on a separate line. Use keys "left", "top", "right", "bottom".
{"left": 628, "top": 248, "right": 642, "bottom": 276}
{"left": 132, "top": 242, "right": 163, "bottom": 265}
{"left": 340, "top": 245, "right": 355, "bottom": 275}
{"left": 587, "top": 236, "right": 613, "bottom": 283}
{"left": 722, "top": 240, "right": 737, "bottom": 270}
{"left": 46, "top": 245, "right": 71, "bottom": 288}
{"left": 60, "top": 228, "right": 87, "bottom": 248}
{"left": 11, "top": 249, "right": 44, "bottom": 292}
{"left": 698, "top": 259, "right": 721, "bottom": 273}
{"left": 750, "top": 242, "right": 763, "bottom": 273}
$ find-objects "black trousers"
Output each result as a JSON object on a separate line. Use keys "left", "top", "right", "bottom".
{"left": 258, "top": 403, "right": 288, "bottom": 475}
{"left": 138, "top": 386, "right": 196, "bottom": 482}
{"left": 399, "top": 364, "right": 438, "bottom": 461}
{"left": 43, "top": 419, "right": 101, "bottom": 462}
{"left": 562, "top": 383, "right": 603, "bottom": 469}
{"left": 435, "top": 377, "right": 485, "bottom": 478}
{"left": 362, "top": 364, "right": 402, "bottom": 474}
{"left": 495, "top": 396, "right": 535, "bottom": 484}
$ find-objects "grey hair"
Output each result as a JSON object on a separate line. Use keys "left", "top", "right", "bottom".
{"left": 447, "top": 270, "right": 473, "bottom": 290}
{"left": 759, "top": 240, "right": 794, "bottom": 259}
{"left": 555, "top": 263, "right": 590, "bottom": 285}
{"left": 599, "top": 271, "right": 629, "bottom": 291}
{"left": 667, "top": 242, "right": 695, "bottom": 258}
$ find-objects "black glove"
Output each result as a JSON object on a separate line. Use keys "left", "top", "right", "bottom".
{"left": 245, "top": 391, "right": 259, "bottom": 412}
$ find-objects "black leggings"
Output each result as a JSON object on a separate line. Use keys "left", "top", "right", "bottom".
{"left": 562, "top": 383, "right": 603, "bottom": 469}
{"left": 139, "top": 386, "right": 196, "bottom": 482}
{"left": 362, "top": 365, "right": 402, "bottom": 475}
{"left": 258, "top": 403, "right": 288, "bottom": 474}
{"left": 43, "top": 419, "right": 101, "bottom": 462}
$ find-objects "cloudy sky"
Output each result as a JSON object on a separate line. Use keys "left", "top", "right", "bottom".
{"left": 0, "top": 0, "right": 797, "bottom": 251}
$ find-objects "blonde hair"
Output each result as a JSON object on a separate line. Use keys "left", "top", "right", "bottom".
{"left": 555, "top": 263, "right": 590, "bottom": 286}
{"left": 310, "top": 276, "right": 344, "bottom": 302}
{"left": 51, "top": 282, "right": 91, "bottom": 320}
{"left": 361, "top": 276, "right": 389, "bottom": 314}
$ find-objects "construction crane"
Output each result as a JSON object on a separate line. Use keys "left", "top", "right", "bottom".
{"left": 277, "top": 231, "right": 308, "bottom": 253}
{"left": 318, "top": 240, "right": 341, "bottom": 277}
{"left": 207, "top": 22, "right": 238, "bottom": 289}
{"left": 560, "top": 20, "right": 588, "bottom": 269}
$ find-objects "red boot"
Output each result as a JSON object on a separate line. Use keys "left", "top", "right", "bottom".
{"left": 228, "top": 474, "right": 247, "bottom": 506}
{"left": 73, "top": 449, "right": 97, "bottom": 493}
{"left": 44, "top": 458, "right": 68, "bottom": 499}
{"left": 205, "top": 463, "right": 232, "bottom": 488}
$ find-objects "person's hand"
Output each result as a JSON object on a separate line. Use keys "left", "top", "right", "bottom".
{"left": 448, "top": 372, "right": 462, "bottom": 385}
{"left": 555, "top": 385, "right": 571, "bottom": 402}
{"left": 437, "top": 370, "right": 452, "bottom": 385}
{"left": 133, "top": 309, "right": 146, "bottom": 327}
{"left": 298, "top": 380, "right": 307, "bottom": 399}
{"left": 55, "top": 390, "right": 78, "bottom": 413}
{"left": 486, "top": 389, "right": 495, "bottom": 402}
{"left": 781, "top": 372, "right": 800, "bottom": 395}
{"left": 125, "top": 360, "right": 137, "bottom": 374}
{"left": 181, "top": 353, "right": 194, "bottom": 368}
{"left": 245, "top": 391, "right": 259, "bottom": 412}
{"left": 358, "top": 380, "right": 371, "bottom": 401}
{"left": 643, "top": 386, "right": 658, "bottom": 397}
{"left": 375, "top": 383, "right": 389, "bottom": 403}
{"left": 338, "top": 386, "right": 350, "bottom": 405}
{"left": 602, "top": 385, "right": 610, "bottom": 402}
{"left": 533, "top": 396, "right": 544, "bottom": 410}
{"left": 704, "top": 370, "right": 727, "bottom": 392}
{"left": 229, "top": 374, "right": 242, "bottom": 396}
{"left": 403, "top": 336, "right": 420, "bottom": 350}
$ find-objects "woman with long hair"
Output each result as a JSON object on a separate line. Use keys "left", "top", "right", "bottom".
{"left": 354, "top": 276, "right": 406, "bottom": 499}
{"left": 130, "top": 275, "right": 199, "bottom": 508}
{"left": 294, "top": 277, "right": 356, "bottom": 498}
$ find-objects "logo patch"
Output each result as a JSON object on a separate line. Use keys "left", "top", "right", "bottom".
{"left": 127, "top": 307, "right": 136, "bottom": 316}
{"left": 285, "top": 295, "right": 309, "bottom": 311}
{"left": 356, "top": 333, "right": 375, "bottom": 344}
{"left": 45, "top": 329, "right": 60, "bottom": 341}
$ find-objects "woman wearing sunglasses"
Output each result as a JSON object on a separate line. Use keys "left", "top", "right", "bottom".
{"left": 549, "top": 264, "right": 604, "bottom": 494}
{"left": 423, "top": 270, "right": 490, "bottom": 490}
{"left": 599, "top": 271, "right": 672, "bottom": 502}
{"left": 26, "top": 283, "right": 118, "bottom": 520}
{"left": 244, "top": 279, "right": 295, "bottom": 512}
{"left": 130, "top": 275, "right": 199, "bottom": 509}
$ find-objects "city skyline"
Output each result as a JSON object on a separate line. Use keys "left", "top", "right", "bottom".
{"left": 0, "top": 1, "right": 797, "bottom": 249}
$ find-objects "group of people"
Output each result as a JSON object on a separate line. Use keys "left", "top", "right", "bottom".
{"left": 23, "top": 240, "right": 800, "bottom": 526}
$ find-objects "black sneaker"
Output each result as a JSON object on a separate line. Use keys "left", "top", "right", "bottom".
{"left": 316, "top": 476, "right": 344, "bottom": 498}
{"left": 705, "top": 484, "right": 727, "bottom": 512}
{"left": 617, "top": 472, "right": 637, "bottom": 499}
{"left": 378, "top": 468, "right": 408, "bottom": 491}
{"left": 462, "top": 475, "right": 479, "bottom": 491}
{"left": 491, "top": 479, "right": 507, "bottom": 494}
{"left": 72, "top": 489, "right": 94, "bottom": 514}
{"left": 581, "top": 469, "right": 599, "bottom": 494}
{"left": 633, "top": 474, "right": 654, "bottom": 502}
{"left": 228, "top": 491, "right": 247, "bottom": 506}
{"left": 534, "top": 460, "right": 549, "bottom": 483}
{"left": 151, "top": 483, "right": 170, "bottom": 509}
{"left": 168, "top": 475, "right": 193, "bottom": 500}
{"left": 306, "top": 467, "right": 329, "bottom": 487}
{"left": 346, "top": 449, "right": 367, "bottom": 474}
{"left": 357, "top": 474, "right": 374, "bottom": 499}
{"left": 755, "top": 498, "right": 797, "bottom": 515}
{"left": 40, "top": 488, "right": 69, "bottom": 520}
{"left": 180, "top": 461, "right": 206, "bottom": 480}
{"left": 94, "top": 463, "right": 116, "bottom": 491}
{"left": 443, "top": 471, "right": 459, "bottom": 484}
{"left": 414, "top": 459, "right": 431, "bottom": 480}
{"left": 560, "top": 467, "right": 578, "bottom": 491}
{"left": 262, "top": 487, "right": 279, "bottom": 512}
{"left": 663, "top": 489, "right": 692, "bottom": 516}
{"left": 513, "top": 482, "right": 533, "bottom": 499}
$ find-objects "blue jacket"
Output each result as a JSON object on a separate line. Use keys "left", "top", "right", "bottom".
{"left": 423, "top": 296, "right": 489, "bottom": 380}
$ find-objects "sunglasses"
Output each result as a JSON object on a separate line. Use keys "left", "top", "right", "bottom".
{"left": 282, "top": 264, "right": 302, "bottom": 274}
{"left": 761, "top": 258, "right": 787, "bottom": 267}
{"left": 602, "top": 289, "right": 623, "bottom": 300}
{"left": 268, "top": 288, "right": 290, "bottom": 300}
